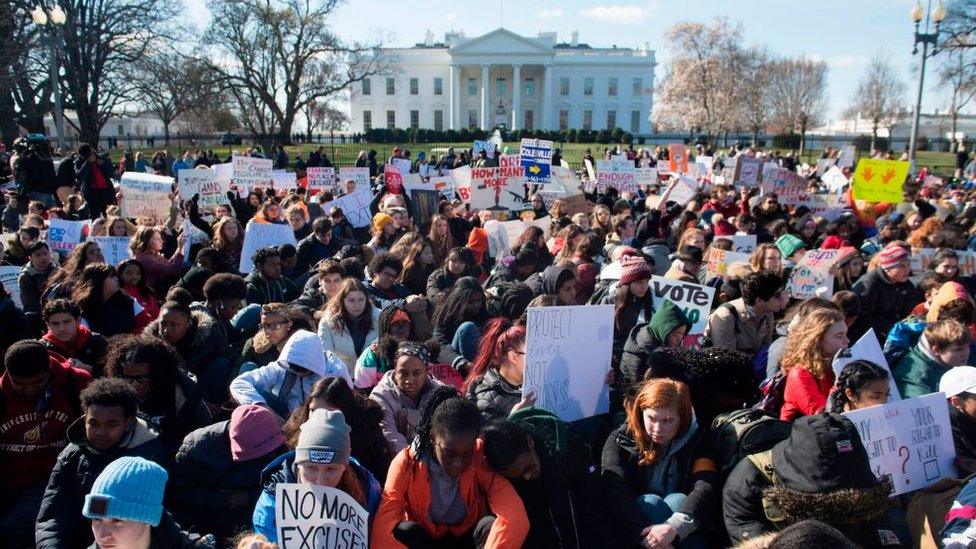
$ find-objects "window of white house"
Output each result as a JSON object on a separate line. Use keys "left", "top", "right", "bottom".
{"left": 362, "top": 79, "right": 371, "bottom": 95}
{"left": 434, "top": 77, "right": 443, "bottom": 95}
{"left": 631, "top": 110, "right": 641, "bottom": 133}
{"left": 608, "top": 78, "right": 618, "bottom": 96}
{"left": 386, "top": 110, "right": 395, "bottom": 129}
{"left": 558, "top": 110, "right": 568, "bottom": 130}
{"left": 468, "top": 109, "right": 478, "bottom": 129}
{"left": 582, "top": 109, "right": 592, "bottom": 130}
{"left": 584, "top": 77, "right": 593, "bottom": 96}
{"left": 525, "top": 78, "right": 535, "bottom": 97}
{"left": 468, "top": 78, "right": 477, "bottom": 96}
{"left": 633, "top": 78, "right": 642, "bottom": 96}
{"left": 363, "top": 111, "right": 371, "bottom": 131}
{"left": 409, "top": 78, "right": 418, "bottom": 95}
{"left": 496, "top": 78, "right": 506, "bottom": 97}
{"left": 524, "top": 110, "right": 534, "bottom": 130}
{"left": 434, "top": 110, "right": 443, "bottom": 131}
{"left": 410, "top": 110, "right": 419, "bottom": 129}
{"left": 386, "top": 78, "right": 395, "bottom": 95}
{"left": 560, "top": 77, "right": 569, "bottom": 96}
{"left": 606, "top": 110, "right": 617, "bottom": 131}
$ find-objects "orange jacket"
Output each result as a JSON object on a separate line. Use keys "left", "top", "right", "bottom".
{"left": 371, "top": 443, "right": 529, "bottom": 548}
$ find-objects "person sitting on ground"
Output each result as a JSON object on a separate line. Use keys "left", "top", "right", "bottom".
{"left": 19, "top": 241, "right": 57, "bottom": 322}
{"left": 703, "top": 271, "right": 784, "bottom": 358}
{"left": 354, "top": 304, "right": 423, "bottom": 390}
{"left": 193, "top": 273, "right": 248, "bottom": 352}
{"left": 35, "top": 379, "right": 167, "bottom": 549}
{"left": 463, "top": 317, "right": 530, "bottom": 422}
{"left": 370, "top": 340, "right": 446, "bottom": 455}
{"left": 827, "top": 360, "right": 891, "bottom": 414}
{"left": 41, "top": 298, "right": 108, "bottom": 377}
{"left": 619, "top": 300, "right": 692, "bottom": 387}
{"left": 780, "top": 308, "right": 850, "bottom": 422}
{"left": 0, "top": 340, "right": 91, "bottom": 547}
{"left": 238, "top": 303, "right": 312, "bottom": 375}
{"left": 939, "top": 366, "right": 976, "bottom": 477}
{"left": 252, "top": 409, "right": 382, "bottom": 543}
{"left": 893, "top": 319, "right": 972, "bottom": 399}
{"left": 364, "top": 252, "right": 414, "bottom": 310}
{"left": 170, "top": 404, "right": 287, "bottom": 540}
{"left": 244, "top": 247, "right": 299, "bottom": 305}
{"left": 317, "top": 279, "right": 380, "bottom": 379}
{"left": 371, "top": 386, "right": 529, "bottom": 548}
{"left": 852, "top": 242, "right": 922, "bottom": 344}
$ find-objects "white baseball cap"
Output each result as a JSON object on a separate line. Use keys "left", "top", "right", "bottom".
{"left": 939, "top": 366, "right": 976, "bottom": 398}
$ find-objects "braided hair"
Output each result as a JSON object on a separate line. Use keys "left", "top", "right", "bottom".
{"left": 413, "top": 385, "right": 477, "bottom": 461}
{"left": 828, "top": 360, "right": 890, "bottom": 413}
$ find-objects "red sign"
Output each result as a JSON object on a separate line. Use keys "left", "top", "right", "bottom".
{"left": 384, "top": 164, "right": 403, "bottom": 194}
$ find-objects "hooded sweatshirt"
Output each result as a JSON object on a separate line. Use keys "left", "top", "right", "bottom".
{"left": 619, "top": 301, "right": 692, "bottom": 386}
{"left": 369, "top": 370, "right": 445, "bottom": 454}
{"left": 528, "top": 265, "right": 574, "bottom": 298}
{"left": 229, "top": 330, "right": 351, "bottom": 416}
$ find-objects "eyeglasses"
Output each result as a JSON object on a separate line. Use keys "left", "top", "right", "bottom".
{"left": 259, "top": 320, "right": 290, "bottom": 331}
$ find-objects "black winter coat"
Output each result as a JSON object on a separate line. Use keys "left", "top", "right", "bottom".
{"left": 141, "top": 370, "right": 213, "bottom": 453}
{"left": 465, "top": 367, "right": 521, "bottom": 422}
{"left": 85, "top": 512, "right": 212, "bottom": 548}
{"left": 851, "top": 268, "right": 922, "bottom": 343}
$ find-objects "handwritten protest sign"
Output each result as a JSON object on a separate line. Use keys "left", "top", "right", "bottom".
{"left": 470, "top": 167, "right": 523, "bottom": 211}
{"left": 583, "top": 158, "right": 596, "bottom": 182}
{"left": 668, "top": 144, "right": 689, "bottom": 173}
{"left": 787, "top": 249, "right": 841, "bottom": 299}
{"left": 520, "top": 138, "right": 553, "bottom": 183}
{"left": 695, "top": 156, "right": 713, "bottom": 183}
{"left": 799, "top": 193, "right": 849, "bottom": 222}
{"left": 306, "top": 167, "right": 337, "bottom": 191}
{"left": 47, "top": 218, "right": 88, "bottom": 254}
{"left": 733, "top": 157, "right": 763, "bottom": 187}
{"left": 484, "top": 217, "right": 552, "bottom": 259}
{"left": 705, "top": 248, "right": 752, "bottom": 279}
{"left": 178, "top": 169, "right": 230, "bottom": 212}
{"left": 120, "top": 172, "right": 173, "bottom": 221}
{"left": 596, "top": 160, "right": 637, "bottom": 194}
{"left": 714, "top": 234, "right": 757, "bottom": 254}
{"left": 0, "top": 266, "right": 22, "bottom": 308}
{"left": 833, "top": 328, "right": 900, "bottom": 402}
{"left": 636, "top": 167, "right": 659, "bottom": 187}
{"left": 232, "top": 156, "right": 273, "bottom": 189}
{"left": 274, "top": 483, "right": 369, "bottom": 549}
{"left": 321, "top": 188, "right": 372, "bottom": 229}
{"left": 837, "top": 145, "right": 856, "bottom": 168}
{"left": 338, "top": 167, "right": 370, "bottom": 191}
{"left": 452, "top": 165, "right": 472, "bottom": 203}
{"left": 651, "top": 276, "right": 715, "bottom": 349}
{"left": 816, "top": 158, "right": 837, "bottom": 177}
{"left": 852, "top": 159, "right": 910, "bottom": 203}
{"left": 90, "top": 236, "right": 131, "bottom": 266}
{"left": 669, "top": 175, "right": 699, "bottom": 206}
{"left": 551, "top": 166, "right": 580, "bottom": 195}
{"left": 498, "top": 154, "right": 524, "bottom": 181}
{"left": 823, "top": 165, "right": 849, "bottom": 193}
{"left": 761, "top": 165, "right": 807, "bottom": 205}
{"left": 911, "top": 248, "right": 976, "bottom": 276}
{"left": 845, "top": 392, "right": 955, "bottom": 496}
{"left": 383, "top": 164, "right": 403, "bottom": 194}
{"left": 213, "top": 162, "right": 233, "bottom": 185}
{"left": 271, "top": 172, "right": 297, "bottom": 191}
{"left": 239, "top": 222, "right": 298, "bottom": 273}
{"left": 428, "top": 174, "right": 455, "bottom": 198}
{"left": 472, "top": 140, "right": 496, "bottom": 159}
{"left": 523, "top": 305, "right": 612, "bottom": 422}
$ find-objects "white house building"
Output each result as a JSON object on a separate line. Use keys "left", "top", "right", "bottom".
{"left": 349, "top": 28, "right": 657, "bottom": 134}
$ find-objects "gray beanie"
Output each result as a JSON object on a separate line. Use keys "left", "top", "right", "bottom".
{"left": 295, "top": 409, "right": 351, "bottom": 466}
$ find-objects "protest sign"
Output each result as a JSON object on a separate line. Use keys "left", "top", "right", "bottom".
{"left": 390, "top": 157, "right": 412, "bottom": 176}
{"left": 816, "top": 158, "right": 837, "bottom": 177}
{"left": 651, "top": 276, "right": 715, "bottom": 349}
{"left": 668, "top": 144, "right": 689, "bottom": 173}
{"left": 410, "top": 189, "right": 440, "bottom": 232}
{"left": 453, "top": 165, "right": 473, "bottom": 203}
{"left": 498, "top": 154, "right": 524, "bottom": 180}
{"left": 911, "top": 248, "right": 976, "bottom": 276}
{"left": 551, "top": 166, "right": 580, "bottom": 196}
{"left": 520, "top": 138, "right": 553, "bottom": 183}
{"left": 523, "top": 305, "right": 612, "bottom": 423}
{"left": 0, "top": 266, "right": 22, "bottom": 308}
{"left": 120, "top": 172, "right": 173, "bottom": 221}
{"left": 470, "top": 167, "right": 523, "bottom": 211}
{"left": 383, "top": 164, "right": 403, "bottom": 194}
{"left": 669, "top": 175, "right": 699, "bottom": 206}
{"left": 635, "top": 167, "right": 659, "bottom": 187}
{"left": 837, "top": 145, "right": 856, "bottom": 168}
{"left": 760, "top": 165, "right": 807, "bottom": 205}
{"left": 733, "top": 156, "right": 763, "bottom": 187}
{"left": 705, "top": 248, "right": 753, "bottom": 279}
{"left": 307, "top": 167, "right": 337, "bottom": 191}
{"left": 799, "top": 193, "right": 849, "bottom": 222}
{"left": 596, "top": 160, "right": 637, "bottom": 194}
{"left": 715, "top": 234, "right": 757, "bottom": 254}
{"left": 845, "top": 392, "right": 955, "bottom": 496}
{"left": 400, "top": 173, "right": 425, "bottom": 194}
{"left": 213, "top": 162, "right": 233, "bottom": 185}
{"left": 232, "top": 156, "right": 273, "bottom": 189}
{"left": 271, "top": 172, "right": 297, "bottom": 191}
{"left": 560, "top": 193, "right": 589, "bottom": 216}
{"left": 484, "top": 217, "right": 551, "bottom": 259}
{"left": 338, "top": 167, "right": 370, "bottom": 192}
{"left": 274, "top": 483, "right": 369, "bottom": 549}
{"left": 90, "top": 236, "right": 132, "bottom": 266}
{"left": 178, "top": 169, "right": 230, "bottom": 212}
{"left": 47, "top": 218, "right": 88, "bottom": 254}
{"left": 472, "top": 140, "right": 496, "bottom": 159}
{"left": 583, "top": 158, "right": 596, "bottom": 181}
{"left": 823, "top": 165, "right": 849, "bottom": 193}
{"left": 832, "top": 328, "right": 900, "bottom": 402}
{"left": 321, "top": 188, "right": 373, "bottom": 229}
{"left": 695, "top": 156, "right": 713, "bottom": 182}
{"left": 239, "top": 222, "right": 298, "bottom": 273}
{"left": 427, "top": 174, "right": 455, "bottom": 198}
{"left": 787, "top": 249, "right": 841, "bottom": 299}
{"left": 852, "top": 159, "right": 910, "bottom": 203}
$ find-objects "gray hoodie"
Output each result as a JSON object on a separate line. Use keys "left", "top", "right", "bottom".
{"left": 369, "top": 370, "right": 444, "bottom": 454}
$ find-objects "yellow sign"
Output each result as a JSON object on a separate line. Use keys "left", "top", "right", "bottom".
{"left": 851, "top": 159, "right": 909, "bottom": 203}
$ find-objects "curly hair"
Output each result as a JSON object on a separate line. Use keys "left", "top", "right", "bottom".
{"left": 104, "top": 334, "right": 184, "bottom": 414}
{"left": 212, "top": 217, "right": 244, "bottom": 256}
{"left": 45, "top": 241, "right": 104, "bottom": 292}
{"left": 781, "top": 308, "right": 846, "bottom": 379}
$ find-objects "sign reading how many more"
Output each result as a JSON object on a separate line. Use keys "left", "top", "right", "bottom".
{"left": 470, "top": 167, "right": 523, "bottom": 211}
{"left": 520, "top": 138, "right": 553, "bottom": 183}
{"left": 787, "top": 248, "right": 842, "bottom": 300}
{"left": 120, "top": 172, "right": 173, "bottom": 221}
{"left": 852, "top": 159, "right": 910, "bottom": 203}
{"left": 232, "top": 155, "right": 273, "bottom": 190}
{"left": 523, "top": 305, "right": 613, "bottom": 423}
{"left": 845, "top": 392, "right": 956, "bottom": 497}
{"left": 650, "top": 276, "right": 715, "bottom": 349}
{"left": 274, "top": 483, "right": 369, "bottom": 549}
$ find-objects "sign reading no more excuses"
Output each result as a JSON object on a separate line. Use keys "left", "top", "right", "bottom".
{"left": 275, "top": 483, "right": 368, "bottom": 549}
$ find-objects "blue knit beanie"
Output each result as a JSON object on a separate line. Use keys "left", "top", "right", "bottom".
{"left": 83, "top": 456, "right": 168, "bottom": 526}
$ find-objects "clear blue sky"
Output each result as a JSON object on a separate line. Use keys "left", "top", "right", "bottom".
{"left": 185, "top": 0, "right": 968, "bottom": 122}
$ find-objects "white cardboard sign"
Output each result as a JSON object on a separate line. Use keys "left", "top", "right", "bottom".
{"left": 239, "top": 222, "right": 298, "bottom": 273}
{"left": 320, "top": 188, "right": 373, "bottom": 229}
{"left": 89, "top": 236, "right": 132, "bottom": 266}
{"left": 0, "top": 265, "right": 23, "bottom": 308}
{"left": 120, "top": 172, "right": 173, "bottom": 221}
{"left": 232, "top": 155, "right": 273, "bottom": 189}
{"left": 832, "top": 328, "right": 901, "bottom": 402}
{"left": 274, "top": 483, "right": 369, "bottom": 548}
{"left": 650, "top": 276, "right": 714, "bottom": 349}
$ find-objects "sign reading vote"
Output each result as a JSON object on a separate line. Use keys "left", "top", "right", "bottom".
{"left": 274, "top": 483, "right": 369, "bottom": 549}
{"left": 852, "top": 159, "right": 909, "bottom": 203}
{"left": 650, "top": 276, "right": 715, "bottom": 349}
{"left": 520, "top": 138, "right": 553, "bottom": 183}
{"left": 844, "top": 392, "right": 955, "bottom": 496}
{"left": 523, "top": 305, "right": 613, "bottom": 423}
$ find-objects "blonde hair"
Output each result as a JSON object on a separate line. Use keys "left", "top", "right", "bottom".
{"left": 749, "top": 243, "right": 782, "bottom": 275}
{"left": 781, "top": 308, "right": 845, "bottom": 378}
{"left": 926, "top": 319, "right": 971, "bottom": 350}
{"left": 626, "top": 379, "right": 693, "bottom": 466}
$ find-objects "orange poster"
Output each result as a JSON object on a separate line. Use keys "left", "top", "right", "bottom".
{"left": 668, "top": 144, "right": 688, "bottom": 173}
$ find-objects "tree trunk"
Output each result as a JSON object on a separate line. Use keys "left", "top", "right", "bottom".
{"left": 163, "top": 121, "right": 171, "bottom": 146}
{"left": 951, "top": 109, "right": 959, "bottom": 153}
{"left": 799, "top": 122, "right": 807, "bottom": 155}
{"left": 0, "top": 93, "right": 19, "bottom": 148}
{"left": 78, "top": 106, "right": 101, "bottom": 147}
{"left": 870, "top": 127, "right": 877, "bottom": 153}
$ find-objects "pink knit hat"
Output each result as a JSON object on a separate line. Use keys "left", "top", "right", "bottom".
{"left": 877, "top": 243, "right": 910, "bottom": 271}
{"left": 230, "top": 405, "right": 285, "bottom": 462}
{"left": 620, "top": 257, "right": 651, "bottom": 286}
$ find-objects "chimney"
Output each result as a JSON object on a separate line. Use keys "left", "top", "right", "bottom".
{"left": 570, "top": 30, "right": 579, "bottom": 47}
{"left": 424, "top": 30, "right": 434, "bottom": 46}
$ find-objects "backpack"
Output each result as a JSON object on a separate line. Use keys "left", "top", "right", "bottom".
{"left": 753, "top": 368, "right": 789, "bottom": 417}
{"left": 587, "top": 278, "right": 617, "bottom": 305}
{"left": 709, "top": 408, "right": 792, "bottom": 479}
{"left": 702, "top": 302, "right": 741, "bottom": 348}
{"left": 262, "top": 371, "right": 299, "bottom": 418}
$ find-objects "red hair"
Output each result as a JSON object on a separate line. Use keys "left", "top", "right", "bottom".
{"left": 627, "top": 379, "right": 692, "bottom": 466}
{"left": 461, "top": 317, "right": 525, "bottom": 394}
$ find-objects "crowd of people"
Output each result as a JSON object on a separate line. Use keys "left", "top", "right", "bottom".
{"left": 1, "top": 135, "right": 976, "bottom": 549}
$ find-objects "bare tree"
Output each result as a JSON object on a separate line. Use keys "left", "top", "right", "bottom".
{"left": 941, "top": 0, "right": 976, "bottom": 52}
{"left": 845, "top": 54, "right": 907, "bottom": 152}
{"left": 939, "top": 41, "right": 976, "bottom": 151}
{"left": 205, "top": 0, "right": 390, "bottom": 145}
{"left": 768, "top": 56, "right": 828, "bottom": 154}
{"left": 738, "top": 48, "right": 775, "bottom": 146}
{"left": 128, "top": 52, "right": 219, "bottom": 144}
{"left": 1, "top": 1, "right": 54, "bottom": 146}
{"left": 304, "top": 100, "right": 349, "bottom": 141}
{"left": 654, "top": 17, "right": 744, "bottom": 141}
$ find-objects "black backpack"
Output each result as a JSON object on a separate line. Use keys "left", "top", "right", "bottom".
{"left": 709, "top": 408, "right": 792, "bottom": 479}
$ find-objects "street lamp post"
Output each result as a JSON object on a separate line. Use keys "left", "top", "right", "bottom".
{"left": 31, "top": 4, "right": 68, "bottom": 154}
{"left": 907, "top": 0, "right": 946, "bottom": 166}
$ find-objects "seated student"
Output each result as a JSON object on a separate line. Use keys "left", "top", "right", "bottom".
{"left": 18, "top": 241, "right": 57, "bottom": 319}
{"left": 852, "top": 242, "right": 921, "bottom": 344}
{"left": 365, "top": 252, "right": 413, "bottom": 309}
{"left": 292, "top": 259, "right": 345, "bottom": 320}
{"left": 145, "top": 300, "right": 235, "bottom": 406}
{"left": 244, "top": 247, "right": 300, "bottom": 305}
{"left": 193, "top": 273, "right": 248, "bottom": 352}
{"left": 463, "top": 317, "right": 530, "bottom": 422}
{"left": 252, "top": 409, "right": 382, "bottom": 543}
{"left": 827, "top": 360, "right": 891, "bottom": 414}
{"left": 619, "top": 301, "right": 692, "bottom": 387}
{"left": 427, "top": 247, "right": 480, "bottom": 302}
{"left": 370, "top": 341, "right": 445, "bottom": 455}
{"left": 893, "top": 319, "right": 972, "bottom": 398}
{"left": 601, "top": 379, "right": 716, "bottom": 549}
{"left": 41, "top": 298, "right": 108, "bottom": 376}
{"left": 939, "top": 367, "right": 976, "bottom": 477}
{"left": 723, "top": 413, "right": 901, "bottom": 548}
{"left": 763, "top": 298, "right": 839, "bottom": 384}
{"left": 230, "top": 329, "right": 351, "bottom": 418}
{"left": 170, "top": 404, "right": 287, "bottom": 540}
{"left": 354, "top": 304, "right": 422, "bottom": 390}
{"left": 238, "top": 303, "right": 313, "bottom": 375}
{"left": 0, "top": 341, "right": 91, "bottom": 547}
{"left": 82, "top": 456, "right": 207, "bottom": 549}
{"left": 703, "top": 272, "right": 784, "bottom": 359}
{"left": 430, "top": 276, "right": 487, "bottom": 373}
{"left": 372, "top": 387, "right": 529, "bottom": 548}
{"left": 526, "top": 264, "right": 578, "bottom": 305}
{"left": 318, "top": 279, "right": 381, "bottom": 378}
{"left": 104, "top": 334, "right": 212, "bottom": 452}
{"left": 482, "top": 408, "right": 606, "bottom": 548}
{"left": 941, "top": 475, "right": 976, "bottom": 547}
{"left": 36, "top": 379, "right": 167, "bottom": 549}
{"left": 780, "top": 308, "right": 850, "bottom": 421}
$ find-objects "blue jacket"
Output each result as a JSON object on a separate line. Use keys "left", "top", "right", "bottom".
{"left": 252, "top": 450, "right": 382, "bottom": 542}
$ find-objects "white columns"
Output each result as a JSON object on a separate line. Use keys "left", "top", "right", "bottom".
{"left": 449, "top": 65, "right": 459, "bottom": 130}
{"left": 542, "top": 63, "right": 553, "bottom": 130}
{"left": 511, "top": 64, "right": 521, "bottom": 130}
{"left": 480, "top": 64, "right": 489, "bottom": 131}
